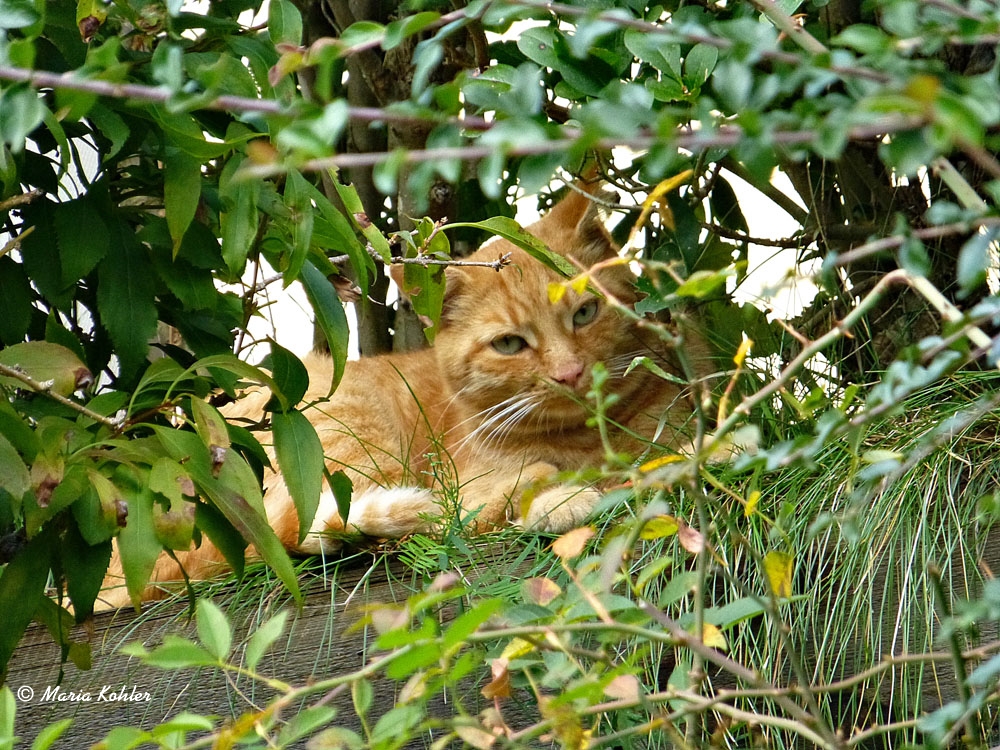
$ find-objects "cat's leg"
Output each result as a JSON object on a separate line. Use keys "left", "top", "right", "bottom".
{"left": 296, "top": 485, "right": 440, "bottom": 554}
{"left": 456, "top": 461, "right": 601, "bottom": 535}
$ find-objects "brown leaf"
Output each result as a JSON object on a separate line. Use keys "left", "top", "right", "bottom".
{"left": 481, "top": 658, "right": 511, "bottom": 699}
{"left": 78, "top": 16, "right": 102, "bottom": 43}
{"left": 522, "top": 577, "right": 562, "bottom": 607}
{"left": 676, "top": 519, "right": 705, "bottom": 554}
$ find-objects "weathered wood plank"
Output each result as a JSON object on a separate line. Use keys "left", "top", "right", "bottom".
{"left": 8, "top": 550, "right": 533, "bottom": 747}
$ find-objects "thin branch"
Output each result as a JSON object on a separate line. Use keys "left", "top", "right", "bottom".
{"left": 386, "top": 251, "right": 513, "bottom": 270}
{"left": 700, "top": 220, "right": 808, "bottom": 248}
{"left": 0, "top": 188, "right": 44, "bottom": 212}
{"left": 0, "top": 225, "right": 34, "bottom": 259}
{"left": 830, "top": 217, "right": 1000, "bottom": 267}
{"left": 0, "top": 362, "right": 123, "bottom": 429}
{"left": 239, "top": 115, "right": 927, "bottom": 177}
{"left": 0, "top": 64, "right": 492, "bottom": 131}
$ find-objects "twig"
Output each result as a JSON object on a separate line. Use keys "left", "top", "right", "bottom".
{"left": 0, "top": 362, "right": 123, "bottom": 429}
{"left": 0, "top": 188, "right": 44, "bottom": 212}
{"left": 0, "top": 225, "right": 34, "bottom": 259}
{"left": 748, "top": 0, "right": 829, "bottom": 55}
{"left": 829, "top": 218, "right": 1000, "bottom": 267}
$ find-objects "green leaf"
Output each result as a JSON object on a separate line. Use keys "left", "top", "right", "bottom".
{"left": 245, "top": 610, "right": 289, "bottom": 671}
{"left": 0, "top": 0, "right": 39, "bottom": 28}
{"left": 330, "top": 180, "right": 391, "bottom": 261}
{"left": 442, "top": 599, "right": 502, "bottom": 648}
{"left": 272, "top": 409, "right": 324, "bottom": 544}
{"left": 329, "top": 470, "right": 353, "bottom": 530}
{"left": 302, "top": 180, "right": 371, "bottom": 296}
{"left": 268, "top": 0, "right": 302, "bottom": 45}
{"left": 0, "top": 341, "right": 92, "bottom": 396}
{"left": 152, "top": 427, "right": 301, "bottom": 604}
{"left": 194, "top": 502, "right": 246, "bottom": 581}
{"left": 219, "top": 155, "right": 260, "bottom": 275}
{"left": 89, "top": 104, "right": 130, "bottom": 163}
{"left": 299, "top": 261, "right": 349, "bottom": 393}
{"left": 114, "top": 468, "right": 161, "bottom": 609}
{"left": 267, "top": 341, "right": 309, "bottom": 408}
{"left": 282, "top": 170, "right": 314, "bottom": 284}
{"left": 0, "top": 257, "right": 32, "bottom": 345}
{"left": 61, "top": 522, "right": 112, "bottom": 622}
{"left": 683, "top": 43, "right": 718, "bottom": 88}
{"left": 0, "top": 86, "right": 46, "bottom": 153}
{"left": 447, "top": 217, "right": 575, "bottom": 277}
{"left": 196, "top": 599, "right": 233, "bottom": 660}
{"left": 0, "top": 526, "right": 51, "bottom": 678}
{"left": 339, "top": 20, "right": 385, "bottom": 49}
{"left": 125, "top": 634, "right": 219, "bottom": 669}
{"left": 384, "top": 12, "right": 439, "bottom": 50}
{"left": 0, "top": 433, "right": 30, "bottom": 499}
{"left": 957, "top": 228, "right": 996, "bottom": 297}
{"left": 352, "top": 678, "right": 373, "bottom": 720}
{"left": 164, "top": 146, "right": 202, "bottom": 258}
{"left": 0, "top": 687, "right": 14, "bottom": 750}
{"left": 55, "top": 196, "right": 110, "bottom": 285}
{"left": 97, "top": 223, "right": 158, "bottom": 378}
{"left": 371, "top": 704, "right": 423, "bottom": 744}
{"left": 276, "top": 706, "right": 337, "bottom": 746}
{"left": 30, "top": 718, "right": 73, "bottom": 750}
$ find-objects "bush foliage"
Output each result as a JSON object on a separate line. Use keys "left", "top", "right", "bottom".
{"left": 2, "top": 0, "right": 1000, "bottom": 746}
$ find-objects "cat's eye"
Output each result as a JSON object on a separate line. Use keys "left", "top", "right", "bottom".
{"left": 573, "top": 299, "right": 600, "bottom": 327}
{"left": 492, "top": 335, "right": 528, "bottom": 355}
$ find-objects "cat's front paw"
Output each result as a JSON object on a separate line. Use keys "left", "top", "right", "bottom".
{"left": 522, "top": 485, "right": 601, "bottom": 533}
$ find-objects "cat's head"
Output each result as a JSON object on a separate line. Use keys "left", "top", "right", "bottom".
{"left": 432, "top": 186, "right": 648, "bottom": 424}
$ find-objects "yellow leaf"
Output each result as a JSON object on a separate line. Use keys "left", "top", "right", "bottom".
{"left": 733, "top": 338, "right": 753, "bottom": 367}
{"left": 547, "top": 282, "right": 566, "bottom": 303}
{"left": 744, "top": 490, "right": 761, "bottom": 518}
{"left": 658, "top": 201, "right": 676, "bottom": 232}
{"left": 500, "top": 638, "right": 535, "bottom": 661}
{"left": 639, "top": 515, "right": 679, "bottom": 540}
{"left": 763, "top": 550, "right": 794, "bottom": 598}
{"left": 570, "top": 274, "right": 589, "bottom": 294}
{"left": 702, "top": 623, "right": 727, "bottom": 650}
{"left": 627, "top": 170, "right": 695, "bottom": 246}
{"left": 551, "top": 526, "right": 594, "bottom": 559}
{"left": 638, "top": 454, "right": 684, "bottom": 473}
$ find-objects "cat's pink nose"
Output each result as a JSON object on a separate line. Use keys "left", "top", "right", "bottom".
{"left": 553, "top": 360, "right": 584, "bottom": 388}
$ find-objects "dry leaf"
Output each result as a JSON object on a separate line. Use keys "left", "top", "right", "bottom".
{"left": 604, "top": 674, "right": 641, "bottom": 701}
{"left": 677, "top": 520, "right": 705, "bottom": 554}
{"left": 523, "top": 577, "right": 562, "bottom": 607}
{"left": 455, "top": 724, "right": 497, "bottom": 750}
{"left": 552, "top": 526, "right": 595, "bottom": 559}
{"left": 482, "top": 658, "right": 511, "bottom": 699}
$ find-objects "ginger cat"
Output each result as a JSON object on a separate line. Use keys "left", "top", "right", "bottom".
{"left": 102, "top": 187, "right": 705, "bottom": 607}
